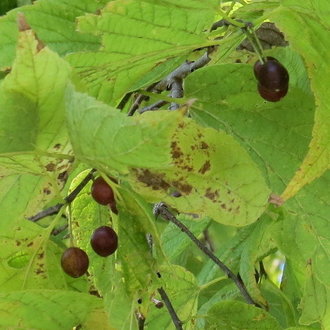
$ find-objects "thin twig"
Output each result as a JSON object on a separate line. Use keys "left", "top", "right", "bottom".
{"left": 65, "top": 169, "right": 96, "bottom": 203}
{"left": 128, "top": 82, "right": 159, "bottom": 116}
{"left": 157, "top": 287, "right": 183, "bottom": 330}
{"left": 51, "top": 223, "right": 68, "bottom": 236}
{"left": 128, "top": 94, "right": 149, "bottom": 116}
{"left": 153, "top": 203, "right": 260, "bottom": 307}
{"left": 154, "top": 53, "right": 211, "bottom": 93}
{"left": 27, "top": 169, "right": 96, "bottom": 222}
{"left": 135, "top": 311, "right": 145, "bottom": 330}
{"left": 169, "top": 78, "right": 184, "bottom": 110}
{"left": 28, "top": 203, "right": 64, "bottom": 222}
{"left": 139, "top": 100, "right": 168, "bottom": 114}
{"left": 129, "top": 52, "right": 211, "bottom": 115}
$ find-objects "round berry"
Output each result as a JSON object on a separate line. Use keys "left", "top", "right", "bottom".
{"left": 61, "top": 247, "right": 89, "bottom": 278}
{"left": 257, "top": 83, "right": 288, "bottom": 102}
{"left": 257, "top": 58, "right": 289, "bottom": 90}
{"left": 91, "top": 177, "right": 115, "bottom": 206}
{"left": 90, "top": 226, "right": 118, "bottom": 257}
{"left": 253, "top": 56, "right": 277, "bottom": 79}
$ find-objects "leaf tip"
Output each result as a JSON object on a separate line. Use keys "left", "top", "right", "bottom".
{"left": 17, "top": 13, "right": 31, "bottom": 32}
{"left": 17, "top": 13, "right": 45, "bottom": 52}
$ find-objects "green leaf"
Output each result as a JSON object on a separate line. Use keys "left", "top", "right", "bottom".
{"left": 0, "top": 290, "right": 110, "bottom": 330}
{"left": 299, "top": 265, "right": 330, "bottom": 327}
{"left": 260, "top": 279, "right": 297, "bottom": 328}
{"left": 66, "top": 88, "right": 180, "bottom": 173}
{"left": 0, "top": 20, "right": 72, "bottom": 179}
{"left": 115, "top": 185, "right": 164, "bottom": 295}
{"left": 161, "top": 215, "right": 210, "bottom": 262}
{"left": 279, "top": 173, "right": 330, "bottom": 327}
{"left": 147, "top": 265, "right": 199, "bottom": 329}
{"left": 66, "top": 0, "right": 217, "bottom": 104}
{"left": 205, "top": 300, "right": 281, "bottom": 329}
{"left": 0, "top": 174, "right": 56, "bottom": 230}
{"left": 128, "top": 115, "right": 270, "bottom": 226}
{"left": 266, "top": 1, "right": 330, "bottom": 200}
{"left": 0, "top": 0, "right": 108, "bottom": 69}
{"left": 314, "top": 237, "right": 330, "bottom": 287}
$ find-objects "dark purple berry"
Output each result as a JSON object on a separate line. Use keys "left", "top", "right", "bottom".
{"left": 61, "top": 247, "right": 89, "bottom": 278}
{"left": 91, "top": 177, "right": 115, "bottom": 206}
{"left": 90, "top": 226, "right": 118, "bottom": 257}
{"left": 257, "top": 58, "right": 289, "bottom": 90}
{"left": 253, "top": 56, "right": 278, "bottom": 80}
{"left": 257, "top": 83, "right": 288, "bottom": 102}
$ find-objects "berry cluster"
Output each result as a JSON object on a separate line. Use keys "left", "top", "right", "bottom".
{"left": 61, "top": 176, "right": 118, "bottom": 278}
{"left": 254, "top": 56, "right": 289, "bottom": 102}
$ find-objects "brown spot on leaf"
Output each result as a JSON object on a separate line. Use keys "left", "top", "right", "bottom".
{"left": 37, "top": 252, "right": 44, "bottom": 259}
{"left": 200, "top": 141, "right": 208, "bottom": 149}
{"left": 43, "top": 187, "right": 51, "bottom": 195}
{"left": 16, "top": 240, "right": 21, "bottom": 246}
{"left": 35, "top": 267, "right": 45, "bottom": 275}
{"left": 171, "top": 141, "right": 183, "bottom": 159}
{"left": 17, "top": 13, "right": 31, "bottom": 31}
{"left": 172, "top": 180, "right": 193, "bottom": 194}
{"left": 27, "top": 242, "right": 33, "bottom": 247}
{"left": 57, "top": 171, "right": 68, "bottom": 182}
{"left": 198, "top": 160, "right": 211, "bottom": 174}
{"left": 53, "top": 143, "right": 61, "bottom": 150}
{"left": 134, "top": 169, "right": 170, "bottom": 191}
{"left": 17, "top": 14, "right": 44, "bottom": 51}
{"left": 221, "top": 203, "right": 226, "bottom": 209}
{"left": 36, "top": 36, "right": 45, "bottom": 52}
{"left": 45, "top": 163, "right": 56, "bottom": 172}
{"left": 204, "top": 188, "right": 219, "bottom": 201}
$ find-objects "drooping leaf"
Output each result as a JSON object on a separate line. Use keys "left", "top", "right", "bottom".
{"left": 67, "top": 87, "right": 270, "bottom": 226}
